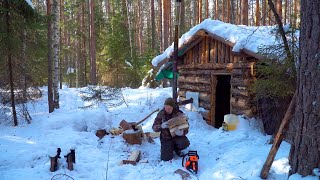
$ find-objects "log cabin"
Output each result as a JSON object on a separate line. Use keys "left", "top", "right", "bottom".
{"left": 152, "top": 20, "right": 273, "bottom": 128}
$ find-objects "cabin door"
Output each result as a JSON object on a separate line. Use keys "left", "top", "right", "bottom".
{"left": 210, "top": 75, "right": 231, "bottom": 128}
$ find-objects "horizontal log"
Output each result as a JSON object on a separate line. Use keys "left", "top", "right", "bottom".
{"left": 180, "top": 69, "right": 231, "bottom": 76}
{"left": 178, "top": 62, "right": 255, "bottom": 71}
{"left": 231, "top": 69, "right": 251, "bottom": 77}
{"left": 199, "top": 92, "right": 211, "bottom": 102}
{"left": 231, "top": 108, "right": 254, "bottom": 117}
{"left": 231, "top": 88, "right": 249, "bottom": 97}
{"left": 231, "top": 102, "right": 251, "bottom": 110}
{"left": 230, "top": 97, "right": 249, "bottom": 105}
{"left": 179, "top": 83, "right": 211, "bottom": 92}
{"left": 178, "top": 76, "right": 210, "bottom": 85}
{"left": 199, "top": 100, "right": 211, "bottom": 110}
{"left": 231, "top": 77, "right": 253, "bottom": 87}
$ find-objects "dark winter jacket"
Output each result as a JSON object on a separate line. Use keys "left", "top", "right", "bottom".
{"left": 152, "top": 107, "right": 184, "bottom": 141}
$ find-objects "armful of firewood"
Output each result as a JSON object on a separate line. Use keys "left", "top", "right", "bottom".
{"left": 167, "top": 114, "right": 189, "bottom": 129}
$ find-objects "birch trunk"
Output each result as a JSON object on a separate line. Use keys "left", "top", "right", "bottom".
{"left": 47, "top": 0, "right": 54, "bottom": 113}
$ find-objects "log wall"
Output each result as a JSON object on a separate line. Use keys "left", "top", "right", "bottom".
{"left": 178, "top": 36, "right": 257, "bottom": 124}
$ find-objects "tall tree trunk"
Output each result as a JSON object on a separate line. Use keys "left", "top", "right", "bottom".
{"left": 136, "top": 0, "right": 141, "bottom": 55}
{"left": 139, "top": 0, "right": 144, "bottom": 54}
{"left": 52, "top": 0, "right": 60, "bottom": 108}
{"left": 236, "top": 0, "right": 240, "bottom": 24}
{"left": 193, "top": 0, "right": 198, "bottom": 25}
{"left": 262, "top": 0, "right": 267, "bottom": 25}
{"left": 81, "top": 2, "right": 87, "bottom": 86}
{"left": 162, "top": 0, "right": 169, "bottom": 49}
{"left": 284, "top": 0, "right": 288, "bottom": 24}
{"left": 5, "top": 0, "right": 18, "bottom": 125}
{"left": 241, "top": 0, "right": 248, "bottom": 25}
{"left": 158, "top": 0, "right": 163, "bottom": 51}
{"left": 180, "top": 0, "right": 186, "bottom": 34}
{"left": 151, "top": 0, "right": 156, "bottom": 49}
{"left": 169, "top": 0, "right": 172, "bottom": 45}
{"left": 276, "top": 0, "right": 282, "bottom": 21}
{"left": 289, "top": 0, "right": 320, "bottom": 177}
{"left": 59, "top": 0, "right": 63, "bottom": 89}
{"left": 105, "top": 0, "right": 110, "bottom": 20}
{"left": 22, "top": 29, "right": 27, "bottom": 99}
{"left": 206, "top": 0, "right": 209, "bottom": 19}
{"left": 215, "top": 0, "right": 219, "bottom": 20}
{"left": 47, "top": 0, "right": 54, "bottom": 113}
{"left": 198, "top": 0, "right": 202, "bottom": 23}
{"left": 222, "top": 0, "right": 225, "bottom": 22}
{"left": 293, "top": 0, "right": 299, "bottom": 28}
{"left": 123, "top": 0, "right": 132, "bottom": 58}
{"left": 268, "top": 1, "right": 272, "bottom": 25}
{"left": 256, "top": 0, "right": 260, "bottom": 25}
{"left": 89, "top": 0, "right": 96, "bottom": 85}
{"left": 227, "top": 0, "right": 230, "bottom": 22}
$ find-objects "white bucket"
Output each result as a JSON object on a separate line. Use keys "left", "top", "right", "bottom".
{"left": 224, "top": 114, "right": 239, "bottom": 130}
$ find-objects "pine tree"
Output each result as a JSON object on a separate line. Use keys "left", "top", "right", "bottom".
{"left": 1, "top": 0, "right": 46, "bottom": 124}
{"left": 289, "top": 0, "right": 320, "bottom": 177}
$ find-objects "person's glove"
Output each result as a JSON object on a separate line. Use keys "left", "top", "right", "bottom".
{"left": 174, "top": 129, "right": 184, "bottom": 136}
{"left": 161, "top": 121, "right": 169, "bottom": 129}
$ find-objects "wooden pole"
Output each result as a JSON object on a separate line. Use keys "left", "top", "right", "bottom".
{"left": 260, "top": 91, "right": 297, "bottom": 179}
{"left": 173, "top": 0, "right": 181, "bottom": 102}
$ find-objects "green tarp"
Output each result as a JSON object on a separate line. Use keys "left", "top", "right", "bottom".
{"left": 155, "top": 61, "right": 180, "bottom": 81}
{"left": 155, "top": 69, "right": 174, "bottom": 81}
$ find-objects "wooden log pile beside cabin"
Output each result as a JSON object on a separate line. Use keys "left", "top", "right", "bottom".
{"left": 152, "top": 20, "right": 267, "bottom": 128}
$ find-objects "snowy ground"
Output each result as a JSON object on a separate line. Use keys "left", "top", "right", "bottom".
{"left": 0, "top": 87, "right": 318, "bottom": 180}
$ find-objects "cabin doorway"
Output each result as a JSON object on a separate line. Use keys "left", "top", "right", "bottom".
{"left": 214, "top": 75, "right": 231, "bottom": 128}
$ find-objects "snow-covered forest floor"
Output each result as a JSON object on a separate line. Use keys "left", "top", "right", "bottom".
{"left": 0, "top": 87, "right": 317, "bottom": 180}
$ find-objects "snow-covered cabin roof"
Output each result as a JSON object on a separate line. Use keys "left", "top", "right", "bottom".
{"left": 152, "top": 19, "right": 285, "bottom": 67}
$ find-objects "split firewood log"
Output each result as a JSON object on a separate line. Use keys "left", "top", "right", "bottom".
{"left": 122, "top": 150, "right": 141, "bottom": 165}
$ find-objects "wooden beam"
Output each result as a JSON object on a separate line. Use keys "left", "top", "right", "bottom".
{"left": 231, "top": 88, "right": 249, "bottom": 97}
{"left": 209, "top": 75, "right": 217, "bottom": 125}
{"left": 260, "top": 91, "right": 297, "bottom": 179}
{"left": 178, "top": 76, "right": 211, "bottom": 85}
{"left": 179, "top": 83, "right": 211, "bottom": 92}
{"left": 178, "top": 62, "right": 255, "bottom": 70}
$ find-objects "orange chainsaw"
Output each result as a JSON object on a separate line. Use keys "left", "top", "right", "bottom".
{"left": 182, "top": 150, "right": 199, "bottom": 174}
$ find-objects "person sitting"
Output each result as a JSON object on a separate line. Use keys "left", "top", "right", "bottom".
{"left": 152, "top": 98, "right": 190, "bottom": 161}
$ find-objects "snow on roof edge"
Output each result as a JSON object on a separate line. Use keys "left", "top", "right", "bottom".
{"left": 151, "top": 19, "right": 282, "bottom": 67}
{"left": 25, "top": 0, "right": 34, "bottom": 9}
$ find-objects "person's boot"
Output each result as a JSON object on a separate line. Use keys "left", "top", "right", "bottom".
{"left": 175, "top": 149, "right": 185, "bottom": 157}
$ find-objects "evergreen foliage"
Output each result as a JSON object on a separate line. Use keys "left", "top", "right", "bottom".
{"left": 252, "top": 26, "right": 299, "bottom": 99}
{"left": 0, "top": 0, "right": 46, "bottom": 125}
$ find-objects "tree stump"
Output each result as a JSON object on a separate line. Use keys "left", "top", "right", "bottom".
{"left": 123, "top": 129, "right": 143, "bottom": 145}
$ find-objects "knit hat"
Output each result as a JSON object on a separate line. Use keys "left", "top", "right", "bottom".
{"left": 164, "top": 98, "right": 175, "bottom": 107}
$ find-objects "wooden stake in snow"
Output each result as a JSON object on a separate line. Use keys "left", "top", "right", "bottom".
{"left": 260, "top": 91, "right": 297, "bottom": 179}
{"left": 122, "top": 150, "right": 141, "bottom": 165}
{"left": 49, "top": 148, "right": 61, "bottom": 172}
